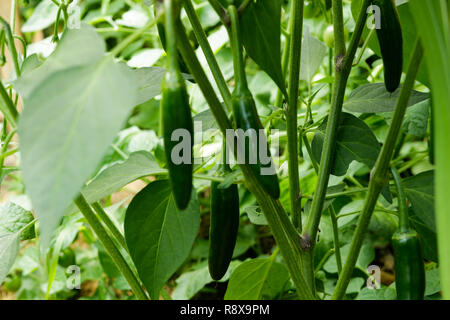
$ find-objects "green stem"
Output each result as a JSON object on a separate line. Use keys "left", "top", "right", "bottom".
{"left": 301, "top": 0, "right": 371, "bottom": 293}
{"left": 314, "top": 248, "right": 335, "bottom": 274}
{"left": 286, "top": 0, "right": 304, "bottom": 230}
{"left": 329, "top": 205, "right": 342, "bottom": 274}
{"left": 331, "top": 39, "right": 424, "bottom": 300}
{"left": 174, "top": 19, "right": 314, "bottom": 300}
{"left": 110, "top": 20, "right": 156, "bottom": 57}
{"left": 183, "top": 0, "right": 232, "bottom": 112}
{"left": 227, "top": 5, "right": 247, "bottom": 94}
{"left": 0, "top": 147, "right": 18, "bottom": 161}
{"left": 92, "top": 202, "right": 128, "bottom": 251}
{"left": 0, "top": 17, "right": 20, "bottom": 78}
{"left": 0, "top": 81, "right": 17, "bottom": 128}
{"left": 303, "top": 133, "right": 342, "bottom": 275}
{"left": 391, "top": 167, "right": 409, "bottom": 232}
{"left": 332, "top": 0, "right": 346, "bottom": 58}
{"left": 207, "top": 0, "right": 228, "bottom": 25}
{"left": 275, "top": 3, "right": 295, "bottom": 108}
{"left": 10, "top": 0, "right": 17, "bottom": 32}
{"left": 74, "top": 195, "right": 149, "bottom": 300}
{"left": 0, "top": 128, "right": 16, "bottom": 176}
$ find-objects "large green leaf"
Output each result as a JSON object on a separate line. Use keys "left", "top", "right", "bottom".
{"left": 409, "top": 0, "right": 450, "bottom": 298}
{"left": 402, "top": 170, "right": 435, "bottom": 230}
{"left": 0, "top": 233, "right": 21, "bottom": 285}
{"left": 240, "top": 0, "right": 286, "bottom": 94}
{"left": 124, "top": 180, "right": 200, "bottom": 299}
{"left": 312, "top": 112, "right": 381, "bottom": 176}
{"left": 82, "top": 151, "right": 166, "bottom": 203}
{"left": 343, "top": 83, "right": 429, "bottom": 113}
{"left": 18, "top": 27, "right": 137, "bottom": 246}
{"left": 14, "top": 25, "right": 106, "bottom": 99}
{"left": 351, "top": 0, "right": 429, "bottom": 86}
{"left": 224, "top": 258, "right": 289, "bottom": 300}
{"left": 0, "top": 202, "right": 35, "bottom": 240}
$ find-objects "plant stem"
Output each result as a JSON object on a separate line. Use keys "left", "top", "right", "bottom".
{"left": 286, "top": 0, "right": 304, "bottom": 230}
{"left": 275, "top": 2, "right": 295, "bottom": 108}
{"left": 174, "top": 20, "right": 314, "bottom": 300}
{"left": 301, "top": 0, "right": 371, "bottom": 293}
{"left": 207, "top": 0, "right": 228, "bottom": 25}
{"left": 332, "top": 0, "right": 346, "bottom": 59}
{"left": 227, "top": 6, "right": 247, "bottom": 94}
{"left": 303, "top": 133, "right": 342, "bottom": 275}
{"left": 0, "top": 147, "right": 18, "bottom": 161}
{"left": 0, "top": 81, "right": 17, "bottom": 128}
{"left": 329, "top": 205, "right": 342, "bottom": 274}
{"left": 332, "top": 39, "right": 423, "bottom": 300}
{"left": 391, "top": 167, "right": 409, "bottom": 232}
{"left": 0, "top": 17, "right": 20, "bottom": 78}
{"left": 110, "top": 20, "right": 157, "bottom": 57}
{"left": 183, "top": 0, "right": 232, "bottom": 112}
{"left": 0, "top": 128, "right": 16, "bottom": 176}
{"left": 74, "top": 195, "right": 149, "bottom": 300}
{"left": 92, "top": 202, "right": 128, "bottom": 251}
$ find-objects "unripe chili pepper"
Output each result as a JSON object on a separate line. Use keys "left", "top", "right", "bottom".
{"left": 372, "top": 0, "right": 403, "bottom": 93}
{"left": 391, "top": 168, "right": 425, "bottom": 300}
{"left": 161, "top": 0, "right": 194, "bottom": 210}
{"left": 208, "top": 146, "right": 240, "bottom": 280}
{"left": 227, "top": 5, "right": 280, "bottom": 199}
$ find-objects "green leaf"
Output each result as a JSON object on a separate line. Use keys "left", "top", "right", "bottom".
{"left": 0, "top": 202, "right": 35, "bottom": 240}
{"left": 324, "top": 243, "right": 375, "bottom": 274}
{"left": 133, "top": 67, "right": 166, "bottom": 106}
{"left": 82, "top": 151, "right": 166, "bottom": 203}
{"left": 240, "top": 0, "right": 286, "bottom": 95}
{"left": 21, "top": 0, "right": 59, "bottom": 33}
{"left": 402, "top": 100, "right": 429, "bottom": 137}
{"left": 425, "top": 268, "right": 441, "bottom": 296}
{"left": 312, "top": 112, "right": 381, "bottom": 176}
{"left": 0, "top": 167, "right": 18, "bottom": 185}
{"left": 343, "top": 83, "right": 429, "bottom": 113}
{"left": 0, "top": 233, "right": 21, "bottom": 285}
{"left": 402, "top": 170, "right": 435, "bottom": 230}
{"left": 244, "top": 206, "right": 268, "bottom": 225}
{"left": 14, "top": 25, "right": 106, "bottom": 99}
{"left": 356, "top": 286, "right": 397, "bottom": 300}
{"left": 18, "top": 30, "right": 137, "bottom": 246}
{"left": 192, "top": 109, "right": 219, "bottom": 131}
{"left": 124, "top": 180, "right": 200, "bottom": 299}
{"left": 410, "top": 214, "right": 438, "bottom": 262}
{"left": 172, "top": 261, "right": 241, "bottom": 300}
{"left": 224, "top": 258, "right": 289, "bottom": 300}
{"left": 300, "top": 28, "right": 328, "bottom": 83}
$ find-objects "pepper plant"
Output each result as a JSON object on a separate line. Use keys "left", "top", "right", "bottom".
{"left": 0, "top": 0, "right": 448, "bottom": 300}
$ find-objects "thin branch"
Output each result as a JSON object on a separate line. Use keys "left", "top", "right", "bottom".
{"left": 332, "top": 39, "right": 424, "bottom": 300}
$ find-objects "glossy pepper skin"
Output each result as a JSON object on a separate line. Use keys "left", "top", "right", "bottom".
{"left": 208, "top": 176, "right": 240, "bottom": 280}
{"left": 161, "top": 0, "right": 194, "bottom": 210}
{"left": 373, "top": 0, "right": 403, "bottom": 92}
{"left": 227, "top": 5, "right": 280, "bottom": 199}
{"left": 231, "top": 90, "right": 280, "bottom": 199}
{"left": 391, "top": 168, "right": 425, "bottom": 300}
{"left": 392, "top": 230, "right": 425, "bottom": 300}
